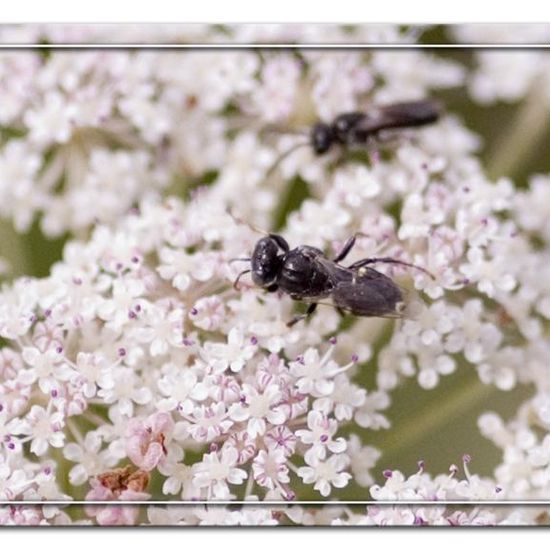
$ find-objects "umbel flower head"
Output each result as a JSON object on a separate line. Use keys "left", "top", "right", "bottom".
{"left": 1, "top": 22, "right": 550, "bottom": 526}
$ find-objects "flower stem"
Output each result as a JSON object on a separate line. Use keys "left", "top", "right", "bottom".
{"left": 0, "top": 219, "right": 31, "bottom": 279}
{"left": 383, "top": 377, "right": 491, "bottom": 458}
{"left": 487, "top": 86, "right": 550, "bottom": 181}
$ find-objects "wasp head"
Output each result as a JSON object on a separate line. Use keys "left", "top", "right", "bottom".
{"left": 310, "top": 123, "right": 334, "bottom": 155}
{"left": 251, "top": 236, "right": 288, "bottom": 288}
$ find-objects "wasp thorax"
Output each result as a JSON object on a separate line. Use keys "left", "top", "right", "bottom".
{"left": 251, "top": 237, "right": 284, "bottom": 287}
{"left": 332, "top": 112, "right": 365, "bottom": 143}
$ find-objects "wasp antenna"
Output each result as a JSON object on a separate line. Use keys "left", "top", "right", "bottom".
{"left": 229, "top": 257, "right": 251, "bottom": 264}
{"left": 261, "top": 124, "right": 309, "bottom": 138}
{"left": 226, "top": 208, "right": 268, "bottom": 235}
{"left": 233, "top": 269, "right": 251, "bottom": 290}
{"left": 265, "top": 141, "right": 311, "bottom": 179}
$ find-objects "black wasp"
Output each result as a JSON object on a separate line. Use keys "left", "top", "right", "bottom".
{"left": 232, "top": 225, "right": 434, "bottom": 327}
{"left": 268, "top": 99, "right": 442, "bottom": 173}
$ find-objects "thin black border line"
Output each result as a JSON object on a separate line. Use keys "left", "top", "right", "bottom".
{"left": 1, "top": 43, "right": 550, "bottom": 49}
{"left": 8, "top": 500, "right": 550, "bottom": 506}
{"left": 0, "top": 38, "right": 547, "bottom": 507}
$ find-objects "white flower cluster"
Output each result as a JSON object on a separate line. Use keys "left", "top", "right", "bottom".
{"left": 2, "top": 23, "right": 550, "bottom": 526}
{"left": 452, "top": 25, "right": 550, "bottom": 104}
{"left": 0, "top": 24, "right": 433, "bottom": 237}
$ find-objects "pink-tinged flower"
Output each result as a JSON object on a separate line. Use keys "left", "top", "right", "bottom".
{"left": 0, "top": 505, "right": 45, "bottom": 526}
{"left": 202, "top": 327, "right": 257, "bottom": 373}
{"left": 367, "top": 506, "right": 417, "bottom": 526}
{"left": 277, "top": 386, "right": 308, "bottom": 420}
{"left": 252, "top": 449, "right": 290, "bottom": 490}
{"left": 205, "top": 373, "right": 242, "bottom": 404}
{"left": 192, "top": 446, "right": 247, "bottom": 499}
{"left": 84, "top": 466, "right": 150, "bottom": 526}
{"left": 0, "top": 347, "right": 23, "bottom": 380}
{"left": 223, "top": 431, "right": 257, "bottom": 464}
{"left": 0, "top": 379, "right": 31, "bottom": 416}
{"left": 186, "top": 402, "right": 233, "bottom": 442}
{"left": 0, "top": 461, "right": 32, "bottom": 500}
{"left": 32, "top": 321, "right": 65, "bottom": 352}
{"left": 125, "top": 412, "right": 174, "bottom": 471}
{"left": 189, "top": 295, "right": 226, "bottom": 331}
{"left": 229, "top": 383, "right": 286, "bottom": 438}
{"left": 297, "top": 454, "right": 352, "bottom": 497}
{"left": 264, "top": 425, "right": 297, "bottom": 457}
{"left": 296, "top": 410, "right": 347, "bottom": 464}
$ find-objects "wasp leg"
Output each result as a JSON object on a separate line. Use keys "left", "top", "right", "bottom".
{"left": 286, "top": 303, "right": 318, "bottom": 327}
{"left": 349, "top": 257, "right": 435, "bottom": 280}
{"left": 333, "top": 232, "right": 369, "bottom": 263}
{"left": 269, "top": 233, "right": 290, "bottom": 253}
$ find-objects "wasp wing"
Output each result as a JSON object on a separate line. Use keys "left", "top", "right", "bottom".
{"left": 334, "top": 267, "right": 406, "bottom": 318}
{"left": 354, "top": 100, "right": 443, "bottom": 136}
{"left": 315, "top": 258, "right": 407, "bottom": 318}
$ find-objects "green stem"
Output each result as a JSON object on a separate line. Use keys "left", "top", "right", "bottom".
{"left": 0, "top": 218, "right": 31, "bottom": 279}
{"left": 380, "top": 372, "right": 492, "bottom": 459}
{"left": 487, "top": 86, "right": 550, "bottom": 180}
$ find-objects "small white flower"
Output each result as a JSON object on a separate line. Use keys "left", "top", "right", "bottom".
{"left": 289, "top": 348, "right": 342, "bottom": 396}
{"left": 156, "top": 367, "right": 208, "bottom": 414}
{"left": 203, "top": 327, "right": 257, "bottom": 373}
{"left": 354, "top": 391, "right": 390, "bottom": 430}
{"left": 63, "top": 431, "right": 118, "bottom": 485}
{"left": 229, "top": 383, "right": 285, "bottom": 438}
{"left": 20, "top": 405, "right": 66, "bottom": 456}
{"left": 97, "top": 367, "right": 152, "bottom": 416}
{"left": 192, "top": 446, "right": 247, "bottom": 499}
{"left": 24, "top": 91, "right": 77, "bottom": 144}
{"left": 296, "top": 410, "right": 347, "bottom": 463}
{"left": 297, "top": 454, "right": 351, "bottom": 497}
{"left": 252, "top": 449, "right": 290, "bottom": 490}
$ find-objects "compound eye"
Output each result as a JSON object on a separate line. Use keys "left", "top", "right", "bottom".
{"left": 251, "top": 238, "right": 282, "bottom": 287}
{"left": 311, "top": 123, "right": 332, "bottom": 155}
